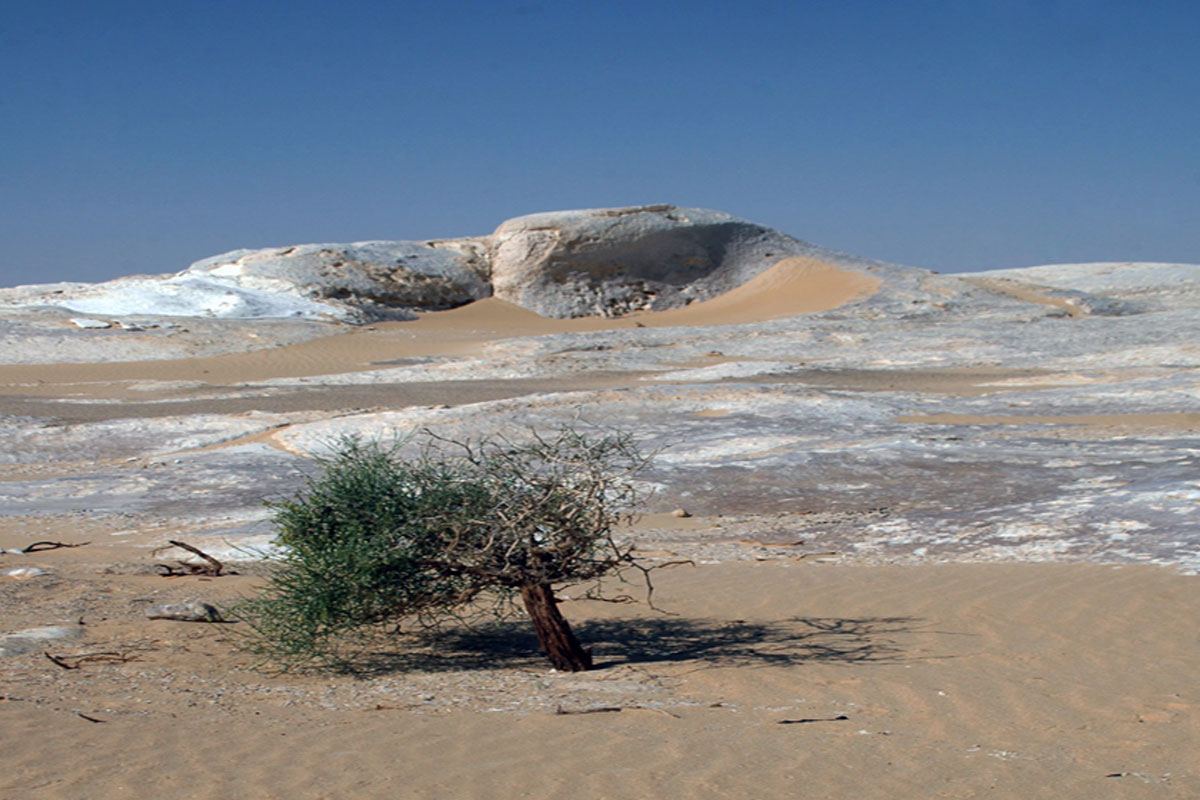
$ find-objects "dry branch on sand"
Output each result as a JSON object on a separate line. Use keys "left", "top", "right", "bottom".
{"left": 153, "top": 540, "right": 228, "bottom": 577}
{"left": 18, "top": 541, "right": 90, "bottom": 553}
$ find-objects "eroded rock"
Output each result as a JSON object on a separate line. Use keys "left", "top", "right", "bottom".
{"left": 489, "top": 205, "right": 875, "bottom": 318}
{"left": 69, "top": 317, "right": 111, "bottom": 329}
{"left": 0, "top": 624, "right": 85, "bottom": 656}
{"left": 184, "top": 239, "right": 493, "bottom": 321}
{"left": 145, "top": 600, "right": 225, "bottom": 622}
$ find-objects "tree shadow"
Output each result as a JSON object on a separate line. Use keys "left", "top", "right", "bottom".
{"left": 347, "top": 615, "right": 918, "bottom": 675}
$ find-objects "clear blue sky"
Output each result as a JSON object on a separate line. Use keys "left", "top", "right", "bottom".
{"left": 2, "top": 0, "right": 1197, "bottom": 285}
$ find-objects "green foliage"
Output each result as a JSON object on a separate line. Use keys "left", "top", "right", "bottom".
{"left": 238, "top": 428, "right": 649, "bottom": 670}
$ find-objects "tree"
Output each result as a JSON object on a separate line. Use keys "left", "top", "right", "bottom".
{"left": 239, "top": 426, "right": 652, "bottom": 672}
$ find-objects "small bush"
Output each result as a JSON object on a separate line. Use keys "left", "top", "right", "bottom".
{"left": 239, "top": 427, "right": 652, "bottom": 671}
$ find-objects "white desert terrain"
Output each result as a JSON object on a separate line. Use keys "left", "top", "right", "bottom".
{"left": 1, "top": 206, "right": 1197, "bottom": 798}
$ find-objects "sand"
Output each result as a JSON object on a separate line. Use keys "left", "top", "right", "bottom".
{"left": 963, "top": 276, "right": 1089, "bottom": 318}
{"left": 2, "top": 533, "right": 1196, "bottom": 799}
{"left": 3, "top": 259, "right": 1198, "bottom": 798}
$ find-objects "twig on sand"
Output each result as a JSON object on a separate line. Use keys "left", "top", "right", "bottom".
{"left": 778, "top": 714, "right": 850, "bottom": 725}
{"left": 75, "top": 712, "right": 106, "bottom": 723}
{"left": 153, "top": 540, "right": 227, "bottom": 577}
{"left": 21, "top": 541, "right": 90, "bottom": 553}
{"left": 555, "top": 704, "right": 679, "bottom": 718}
{"left": 556, "top": 705, "right": 622, "bottom": 715}
{"left": 44, "top": 652, "right": 75, "bottom": 670}
{"left": 45, "top": 651, "right": 139, "bottom": 670}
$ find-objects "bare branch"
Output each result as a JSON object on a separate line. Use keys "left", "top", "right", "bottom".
{"left": 22, "top": 541, "right": 90, "bottom": 553}
{"left": 153, "top": 540, "right": 225, "bottom": 577}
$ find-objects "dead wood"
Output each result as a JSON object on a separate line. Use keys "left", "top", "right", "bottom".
{"left": 153, "top": 540, "right": 227, "bottom": 577}
{"left": 650, "top": 559, "right": 695, "bottom": 570}
{"left": 574, "top": 592, "right": 636, "bottom": 604}
{"left": 21, "top": 541, "right": 90, "bottom": 553}
{"left": 44, "top": 652, "right": 76, "bottom": 670}
{"left": 45, "top": 651, "right": 139, "bottom": 670}
{"left": 555, "top": 705, "right": 680, "bottom": 718}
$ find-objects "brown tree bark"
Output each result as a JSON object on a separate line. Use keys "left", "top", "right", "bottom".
{"left": 520, "top": 582, "right": 593, "bottom": 671}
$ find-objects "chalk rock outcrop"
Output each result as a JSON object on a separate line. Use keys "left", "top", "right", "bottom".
{"left": 22, "top": 275, "right": 350, "bottom": 320}
{"left": 0, "top": 239, "right": 492, "bottom": 323}
{"left": 184, "top": 239, "right": 491, "bottom": 320}
{"left": 490, "top": 205, "right": 876, "bottom": 318}
{"left": 0, "top": 205, "right": 890, "bottom": 322}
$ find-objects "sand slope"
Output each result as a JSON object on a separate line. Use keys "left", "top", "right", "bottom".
{"left": 0, "top": 257, "right": 874, "bottom": 389}
{"left": 645, "top": 256, "right": 879, "bottom": 325}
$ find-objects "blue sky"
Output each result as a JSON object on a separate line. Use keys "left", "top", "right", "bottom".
{"left": 2, "top": 0, "right": 1197, "bottom": 285}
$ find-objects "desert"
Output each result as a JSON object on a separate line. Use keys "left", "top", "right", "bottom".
{"left": 1, "top": 206, "right": 1198, "bottom": 798}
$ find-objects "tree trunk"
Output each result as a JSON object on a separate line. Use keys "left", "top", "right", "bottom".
{"left": 520, "top": 582, "right": 593, "bottom": 671}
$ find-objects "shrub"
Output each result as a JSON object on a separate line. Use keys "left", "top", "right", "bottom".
{"left": 239, "top": 427, "right": 652, "bottom": 671}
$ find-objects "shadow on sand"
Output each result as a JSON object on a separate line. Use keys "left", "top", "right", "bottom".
{"left": 348, "top": 615, "right": 918, "bottom": 674}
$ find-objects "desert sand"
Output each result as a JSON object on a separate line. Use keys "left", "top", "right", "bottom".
{"left": 2, "top": 257, "right": 1198, "bottom": 799}
{"left": 3, "top": 538, "right": 1196, "bottom": 799}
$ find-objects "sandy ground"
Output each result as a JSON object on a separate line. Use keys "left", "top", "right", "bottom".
{"left": 2, "top": 529, "right": 1196, "bottom": 799}
{"left": 3, "top": 260, "right": 1198, "bottom": 798}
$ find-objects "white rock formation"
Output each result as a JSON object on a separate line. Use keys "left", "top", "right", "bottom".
{"left": 0, "top": 206, "right": 889, "bottom": 322}
{"left": 68, "top": 317, "right": 112, "bottom": 329}
{"left": 50, "top": 274, "right": 348, "bottom": 320}
{"left": 489, "top": 205, "right": 881, "bottom": 318}
{"left": 184, "top": 239, "right": 491, "bottom": 319}
{"left": 0, "top": 239, "right": 492, "bottom": 323}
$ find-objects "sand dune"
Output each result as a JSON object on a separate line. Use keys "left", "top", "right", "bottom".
{"left": 643, "top": 256, "right": 879, "bottom": 325}
{"left": 0, "top": 258, "right": 875, "bottom": 391}
{"left": 420, "top": 256, "right": 877, "bottom": 330}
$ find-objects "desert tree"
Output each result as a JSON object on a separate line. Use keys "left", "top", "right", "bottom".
{"left": 239, "top": 426, "right": 656, "bottom": 671}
